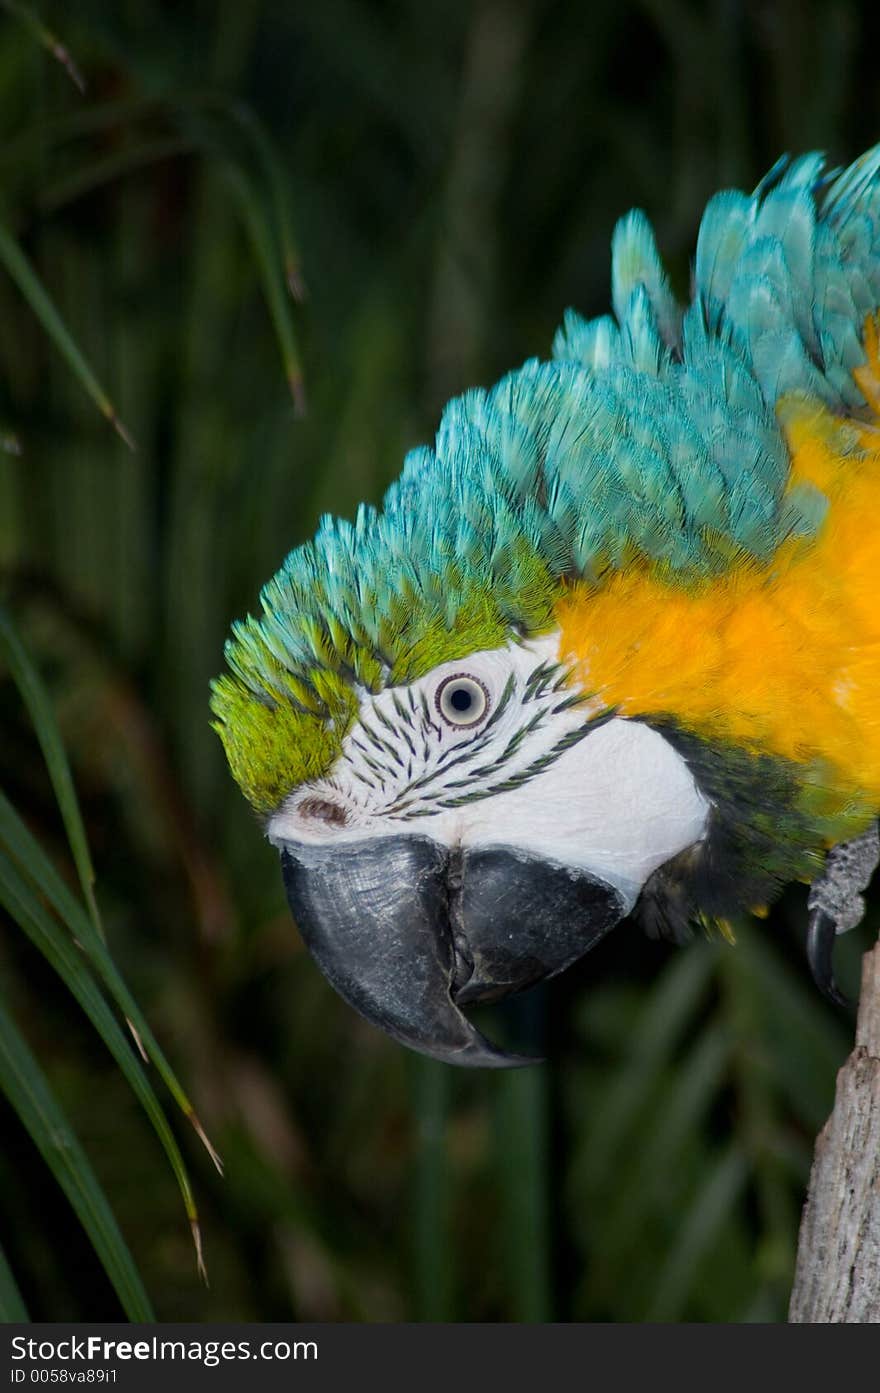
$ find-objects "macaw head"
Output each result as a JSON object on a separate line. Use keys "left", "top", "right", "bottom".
{"left": 212, "top": 147, "right": 880, "bottom": 1064}
{"left": 210, "top": 497, "right": 709, "bottom": 1066}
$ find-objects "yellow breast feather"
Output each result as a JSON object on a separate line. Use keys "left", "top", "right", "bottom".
{"left": 557, "top": 314, "right": 880, "bottom": 822}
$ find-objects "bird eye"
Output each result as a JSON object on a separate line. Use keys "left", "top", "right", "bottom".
{"left": 435, "top": 673, "right": 489, "bottom": 728}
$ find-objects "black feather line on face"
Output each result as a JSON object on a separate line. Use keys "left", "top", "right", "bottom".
{"left": 434, "top": 705, "right": 617, "bottom": 809}
{"left": 634, "top": 719, "right": 826, "bottom": 942}
{"left": 357, "top": 659, "right": 608, "bottom": 819}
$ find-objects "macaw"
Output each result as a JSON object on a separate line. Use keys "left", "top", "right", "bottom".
{"left": 212, "top": 146, "right": 880, "bottom": 1066}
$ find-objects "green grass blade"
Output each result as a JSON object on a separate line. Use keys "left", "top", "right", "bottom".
{"left": 0, "top": 224, "right": 133, "bottom": 446}
{"left": 0, "top": 95, "right": 304, "bottom": 415}
{"left": 409, "top": 1056, "right": 453, "bottom": 1319}
{"left": 38, "top": 137, "right": 195, "bottom": 214}
{"left": 173, "top": 96, "right": 306, "bottom": 300}
{"left": 0, "top": 789, "right": 221, "bottom": 1172}
{"left": 0, "top": 98, "right": 165, "bottom": 174}
{"left": 0, "top": 994, "right": 153, "bottom": 1319}
{"left": 218, "top": 163, "right": 306, "bottom": 411}
{"left": 598, "top": 1019, "right": 731, "bottom": 1257}
{"left": 727, "top": 924, "right": 849, "bottom": 1130}
{"left": 0, "top": 1, "right": 85, "bottom": 92}
{"left": 646, "top": 1145, "right": 749, "bottom": 1321}
{"left": 0, "top": 844, "right": 205, "bottom": 1277}
{"left": 0, "top": 605, "right": 104, "bottom": 940}
{"left": 493, "top": 1066, "right": 551, "bottom": 1321}
{"left": 578, "top": 942, "right": 718, "bottom": 1182}
{"left": 222, "top": 102, "right": 306, "bottom": 298}
{"left": 0, "top": 1241, "right": 28, "bottom": 1321}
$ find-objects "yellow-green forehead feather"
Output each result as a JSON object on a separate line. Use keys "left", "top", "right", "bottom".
{"left": 211, "top": 675, "right": 354, "bottom": 815}
{"left": 212, "top": 146, "right": 880, "bottom": 813}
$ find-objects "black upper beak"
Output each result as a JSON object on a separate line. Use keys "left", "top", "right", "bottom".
{"left": 281, "top": 834, "right": 625, "bottom": 1066}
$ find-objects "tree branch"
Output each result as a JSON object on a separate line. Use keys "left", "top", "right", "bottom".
{"left": 788, "top": 940, "right": 880, "bottom": 1321}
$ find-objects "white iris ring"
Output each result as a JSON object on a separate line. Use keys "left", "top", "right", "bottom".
{"left": 435, "top": 673, "right": 490, "bottom": 728}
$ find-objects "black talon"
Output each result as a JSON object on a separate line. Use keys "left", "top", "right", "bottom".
{"left": 806, "top": 907, "right": 851, "bottom": 1009}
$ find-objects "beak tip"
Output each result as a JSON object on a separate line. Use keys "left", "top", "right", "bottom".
{"left": 445, "top": 1043, "right": 543, "bottom": 1070}
{"left": 425, "top": 1011, "right": 544, "bottom": 1068}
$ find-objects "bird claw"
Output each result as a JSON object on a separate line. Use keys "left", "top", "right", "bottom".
{"left": 805, "top": 907, "right": 851, "bottom": 1009}
{"left": 805, "top": 821, "right": 879, "bottom": 1008}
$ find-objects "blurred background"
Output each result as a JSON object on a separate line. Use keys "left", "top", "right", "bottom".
{"left": 1, "top": 0, "right": 879, "bottom": 1324}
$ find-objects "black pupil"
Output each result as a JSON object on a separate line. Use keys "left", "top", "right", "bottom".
{"left": 449, "top": 686, "right": 473, "bottom": 713}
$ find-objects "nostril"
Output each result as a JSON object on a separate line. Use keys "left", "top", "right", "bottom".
{"left": 446, "top": 846, "right": 464, "bottom": 898}
{"left": 299, "top": 796, "right": 350, "bottom": 828}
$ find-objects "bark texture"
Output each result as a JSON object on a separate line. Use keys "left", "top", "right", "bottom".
{"left": 789, "top": 943, "right": 880, "bottom": 1321}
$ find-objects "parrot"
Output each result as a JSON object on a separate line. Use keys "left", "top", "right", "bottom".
{"left": 211, "top": 145, "right": 880, "bottom": 1067}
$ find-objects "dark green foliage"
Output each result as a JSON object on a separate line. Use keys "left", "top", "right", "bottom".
{"left": 1, "top": 0, "right": 878, "bottom": 1322}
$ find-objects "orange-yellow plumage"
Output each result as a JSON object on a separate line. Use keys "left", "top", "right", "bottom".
{"left": 557, "top": 315, "right": 880, "bottom": 835}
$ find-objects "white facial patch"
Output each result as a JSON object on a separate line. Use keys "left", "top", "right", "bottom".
{"left": 267, "top": 632, "right": 709, "bottom": 910}
{"left": 451, "top": 716, "right": 708, "bottom": 909}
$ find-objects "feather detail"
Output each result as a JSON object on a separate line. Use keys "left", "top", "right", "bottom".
{"left": 214, "top": 145, "right": 880, "bottom": 811}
